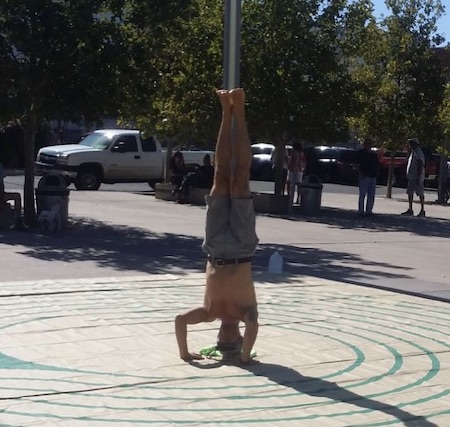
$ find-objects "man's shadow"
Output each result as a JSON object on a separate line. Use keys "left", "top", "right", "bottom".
{"left": 190, "top": 360, "right": 437, "bottom": 426}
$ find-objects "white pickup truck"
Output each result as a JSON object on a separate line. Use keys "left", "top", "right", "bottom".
{"left": 35, "top": 129, "right": 214, "bottom": 190}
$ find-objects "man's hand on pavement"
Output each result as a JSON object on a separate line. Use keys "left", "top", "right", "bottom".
{"left": 181, "top": 352, "right": 204, "bottom": 362}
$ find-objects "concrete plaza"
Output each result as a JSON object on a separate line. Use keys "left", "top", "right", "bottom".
{"left": 0, "top": 273, "right": 449, "bottom": 426}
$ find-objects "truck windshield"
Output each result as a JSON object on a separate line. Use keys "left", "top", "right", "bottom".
{"left": 79, "top": 133, "right": 112, "bottom": 150}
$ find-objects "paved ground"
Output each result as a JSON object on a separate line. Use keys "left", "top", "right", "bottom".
{"left": 0, "top": 274, "right": 449, "bottom": 426}
{"left": 1, "top": 180, "right": 449, "bottom": 426}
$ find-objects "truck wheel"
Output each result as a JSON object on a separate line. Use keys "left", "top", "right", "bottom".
{"left": 75, "top": 168, "right": 101, "bottom": 190}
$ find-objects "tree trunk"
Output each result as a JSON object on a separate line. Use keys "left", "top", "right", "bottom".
{"left": 164, "top": 139, "right": 174, "bottom": 183}
{"left": 385, "top": 152, "right": 395, "bottom": 199}
{"left": 273, "top": 139, "right": 285, "bottom": 195}
{"left": 23, "top": 111, "right": 38, "bottom": 226}
{"left": 437, "top": 155, "right": 448, "bottom": 204}
{"left": 437, "top": 136, "right": 449, "bottom": 204}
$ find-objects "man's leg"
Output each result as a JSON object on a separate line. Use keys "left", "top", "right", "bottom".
{"left": 287, "top": 173, "right": 296, "bottom": 212}
{"left": 402, "top": 181, "right": 414, "bottom": 214}
{"left": 418, "top": 189, "right": 425, "bottom": 216}
{"left": 210, "top": 90, "right": 233, "bottom": 197}
{"left": 358, "top": 177, "right": 368, "bottom": 214}
{"left": 296, "top": 182, "right": 302, "bottom": 204}
{"left": 229, "top": 88, "right": 258, "bottom": 364}
{"left": 366, "top": 177, "right": 376, "bottom": 214}
{"left": 416, "top": 179, "right": 425, "bottom": 215}
{"left": 419, "top": 195, "right": 425, "bottom": 210}
{"left": 230, "top": 88, "right": 251, "bottom": 198}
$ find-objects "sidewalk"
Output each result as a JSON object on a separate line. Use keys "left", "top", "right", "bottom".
{"left": 0, "top": 273, "right": 449, "bottom": 426}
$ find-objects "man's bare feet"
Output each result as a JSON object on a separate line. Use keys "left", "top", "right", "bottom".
{"left": 230, "top": 88, "right": 245, "bottom": 109}
{"left": 216, "top": 89, "right": 232, "bottom": 110}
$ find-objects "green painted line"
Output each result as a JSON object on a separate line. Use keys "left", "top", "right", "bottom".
{"left": 3, "top": 401, "right": 449, "bottom": 424}
{"left": 0, "top": 351, "right": 70, "bottom": 372}
{"left": 233, "top": 318, "right": 435, "bottom": 397}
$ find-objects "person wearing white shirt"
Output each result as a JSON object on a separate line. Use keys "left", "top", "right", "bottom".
{"left": 401, "top": 138, "right": 425, "bottom": 217}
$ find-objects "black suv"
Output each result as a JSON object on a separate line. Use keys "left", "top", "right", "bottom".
{"left": 304, "top": 146, "right": 359, "bottom": 184}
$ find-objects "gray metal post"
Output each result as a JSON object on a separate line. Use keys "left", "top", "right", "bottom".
{"left": 223, "top": 0, "right": 242, "bottom": 90}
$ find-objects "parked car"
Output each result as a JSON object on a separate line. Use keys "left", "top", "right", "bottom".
{"left": 304, "top": 146, "right": 359, "bottom": 184}
{"left": 35, "top": 129, "right": 214, "bottom": 190}
{"left": 250, "top": 142, "right": 275, "bottom": 180}
{"left": 250, "top": 142, "right": 292, "bottom": 181}
{"left": 376, "top": 149, "right": 408, "bottom": 187}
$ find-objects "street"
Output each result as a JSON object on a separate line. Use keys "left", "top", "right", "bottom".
{"left": 1, "top": 175, "right": 449, "bottom": 301}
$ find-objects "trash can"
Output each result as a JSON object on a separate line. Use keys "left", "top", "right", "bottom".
{"left": 35, "top": 174, "right": 70, "bottom": 229}
{"left": 300, "top": 175, "right": 323, "bottom": 215}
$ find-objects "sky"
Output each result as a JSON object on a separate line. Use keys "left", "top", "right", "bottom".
{"left": 372, "top": 0, "right": 449, "bottom": 45}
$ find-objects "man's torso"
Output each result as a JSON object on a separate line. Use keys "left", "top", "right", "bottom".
{"left": 357, "top": 150, "right": 379, "bottom": 178}
{"left": 204, "top": 263, "right": 256, "bottom": 321}
{"left": 407, "top": 148, "right": 425, "bottom": 179}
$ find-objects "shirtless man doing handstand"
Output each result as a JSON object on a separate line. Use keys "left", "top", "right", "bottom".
{"left": 175, "top": 88, "right": 259, "bottom": 364}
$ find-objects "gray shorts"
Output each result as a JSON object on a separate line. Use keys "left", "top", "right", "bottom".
{"left": 202, "top": 196, "right": 259, "bottom": 259}
{"left": 406, "top": 178, "right": 424, "bottom": 197}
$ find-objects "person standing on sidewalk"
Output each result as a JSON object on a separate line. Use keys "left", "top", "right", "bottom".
{"left": 175, "top": 88, "right": 259, "bottom": 364}
{"left": 402, "top": 138, "right": 426, "bottom": 217}
{"left": 286, "top": 142, "right": 306, "bottom": 210}
{"left": 356, "top": 138, "right": 379, "bottom": 217}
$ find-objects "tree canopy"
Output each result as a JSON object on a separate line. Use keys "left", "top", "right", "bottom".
{"left": 0, "top": 0, "right": 448, "bottom": 217}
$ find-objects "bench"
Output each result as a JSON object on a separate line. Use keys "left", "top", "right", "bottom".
{"left": 154, "top": 183, "right": 210, "bottom": 206}
{"left": 155, "top": 183, "right": 290, "bottom": 214}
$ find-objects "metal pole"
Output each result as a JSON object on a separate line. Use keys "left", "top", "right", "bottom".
{"left": 223, "top": 0, "right": 242, "bottom": 90}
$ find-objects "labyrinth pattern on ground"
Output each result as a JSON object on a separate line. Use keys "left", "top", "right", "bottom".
{"left": 0, "top": 274, "right": 449, "bottom": 426}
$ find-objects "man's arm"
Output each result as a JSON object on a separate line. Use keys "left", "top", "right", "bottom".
{"left": 175, "top": 307, "right": 208, "bottom": 361}
{"left": 240, "top": 306, "right": 259, "bottom": 363}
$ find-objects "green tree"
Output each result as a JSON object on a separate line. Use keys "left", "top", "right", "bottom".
{"left": 0, "top": 0, "right": 190, "bottom": 224}
{"left": 117, "top": 0, "right": 221, "bottom": 145}
{"left": 241, "top": 0, "right": 372, "bottom": 194}
{"left": 0, "top": 0, "right": 125, "bottom": 224}
{"left": 348, "top": 0, "right": 446, "bottom": 197}
{"left": 437, "top": 82, "right": 450, "bottom": 203}
{"left": 137, "top": 0, "right": 374, "bottom": 194}
{"left": 440, "top": 83, "right": 450, "bottom": 138}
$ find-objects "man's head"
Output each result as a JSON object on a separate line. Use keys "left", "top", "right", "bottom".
{"left": 217, "top": 320, "right": 243, "bottom": 353}
{"left": 407, "top": 138, "right": 420, "bottom": 149}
